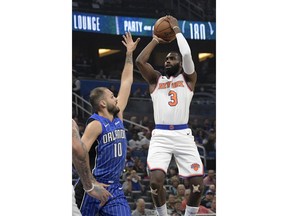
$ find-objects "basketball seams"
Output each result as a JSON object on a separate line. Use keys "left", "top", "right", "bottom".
{"left": 154, "top": 19, "right": 171, "bottom": 33}
{"left": 153, "top": 17, "right": 175, "bottom": 41}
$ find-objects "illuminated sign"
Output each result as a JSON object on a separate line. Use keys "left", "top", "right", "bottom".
{"left": 72, "top": 12, "right": 216, "bottom": 40}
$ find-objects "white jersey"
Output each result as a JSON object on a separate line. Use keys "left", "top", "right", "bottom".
{"left": 151, "top": 73, "right": 193, "bottom": 125}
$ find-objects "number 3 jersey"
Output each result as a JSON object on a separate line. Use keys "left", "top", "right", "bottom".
{"left": 87, "top": 114, "right": 127, "bottom": 184}
{"left": 151, "top": 74, "right": 194, "bottom": 125}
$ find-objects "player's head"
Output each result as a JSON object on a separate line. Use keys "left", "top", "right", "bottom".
{"left": 89, "top": 87, "right": 120, "bottom": 115}
{"left": 164, "top": 52, "right": 182, "bottom": 77}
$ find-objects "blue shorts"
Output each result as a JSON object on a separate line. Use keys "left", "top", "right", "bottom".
{"left": 80, "top": 182, "right": 131, "bottom": 216}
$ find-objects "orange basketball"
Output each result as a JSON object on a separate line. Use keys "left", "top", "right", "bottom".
{"left": 153, "top": 17, "right": 176, "bottom": 42}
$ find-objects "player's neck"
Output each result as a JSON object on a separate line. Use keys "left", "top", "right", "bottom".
{"left": 98, "top": 110, "right": 114, "bottom": 122}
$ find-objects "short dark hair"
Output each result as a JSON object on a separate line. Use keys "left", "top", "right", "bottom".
{"left": 89, "top": 87, "right": 107, "bottom": 112}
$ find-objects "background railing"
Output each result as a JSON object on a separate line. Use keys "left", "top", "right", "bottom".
{"left": 72, "top": 92, "right": 150, "bottom": 132}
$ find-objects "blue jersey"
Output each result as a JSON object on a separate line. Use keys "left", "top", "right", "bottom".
{"left": 88, "top": 113, "right": 127, "bottom": 184}
{"left": 81, "top": 113, "right": 131, "bottom": 216}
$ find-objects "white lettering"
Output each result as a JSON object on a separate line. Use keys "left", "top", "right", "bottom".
{"left": 138, "top": 22, "right": 142, "bottom": 32}
{"left": 92, "top": 17, "right": 96, "bottom": 31}
{"left": 78, "top": 15, "right": 82, "bottom": 29}
{"left": 82, "top": 16, "right": 87, "bottom": 30}
{"left": 124, "top": 20, "right": 142, "bottom": 32}
{"left": 143, "top": 25, "right": 151, "bottom": 31}
{"left": 73, "top": 15, "right": 78, "bottom": 29}
{"left": 102, "top": 129, "right": 126, "bottom": 144}
{"left": 189, "top": 23, "right": 206, "bottom": 40}
{"left": 103, "top": 134, "right": 107, "bottom": 143}
{"left": 194, "top": 24, "right": 199, "bottom": 39}
{"left": 96, "top": 17, "right": 100, "bottom": 31}
{"left": 87, "top": 16, "right": 92, "bottom": 30}
{"left": 92, "top": 17, "right": 100, "bottom": 31}
{"left": 107, "top": 133, "right": 113, "bottom": 142}
{"left": 200, "top": 24, "right": 206, "bottom": 40}
{"left": 73, "top": 15, "right": 100, "bottom": 32}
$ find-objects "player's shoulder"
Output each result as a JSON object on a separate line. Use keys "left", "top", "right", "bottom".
{"left": 87, "top": 119, "right": 102, "bottom": 129}
{"left": 84, "top": 120, "right": 103, "bottom": 137}
{"left": 89, "top": 113, "right": 109, "bottom": 124}
{"left": 148, "top": 70, "right": 162, "bottom": 85}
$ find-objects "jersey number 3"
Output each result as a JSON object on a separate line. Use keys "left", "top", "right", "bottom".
{"left": 168, "top": 90, "right": 178, "bottom": 106}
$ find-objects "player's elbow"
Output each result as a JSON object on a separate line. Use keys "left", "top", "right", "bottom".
{"left": 72, "top": 143, "right": 81, "bottom": 157}
{"left": 136, "top": 56, "right": 145, "bottom": 68}
{"left": 181, "top": 50, "right": 192, "bottom": 59}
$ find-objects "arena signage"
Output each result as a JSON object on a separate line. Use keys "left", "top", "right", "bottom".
{"left": 72, "top": 12, "right": 216, "bottom": 40}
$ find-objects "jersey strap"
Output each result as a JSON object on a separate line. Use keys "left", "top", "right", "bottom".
{"left": 155, "top": 124, "right": 188, "bottom": 130}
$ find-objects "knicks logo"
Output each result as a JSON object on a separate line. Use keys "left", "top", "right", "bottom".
{"left": 158, "top": 81, "right": 184, "bottom": 89}
{"left": 191, "top": 163, "right": 200, "bottom": 171}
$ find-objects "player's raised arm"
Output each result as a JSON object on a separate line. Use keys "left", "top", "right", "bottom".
{"left": 135, "top": 36, "right": 162, "bottom": 88}
{"left": 116, "top": 32, "right": 140, "bottom": 119}
{"left": 167, "top": 15, "right": 197, "bottom": 90}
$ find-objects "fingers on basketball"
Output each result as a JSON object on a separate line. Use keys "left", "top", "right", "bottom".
{"left": 153, "top": 17, "right": 176, "bottom": 42}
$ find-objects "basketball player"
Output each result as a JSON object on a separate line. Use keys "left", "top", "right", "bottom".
{"left": 136, "top": 15, "right": 204, "bottom": 216}
{"left": 72, "top": 119, "right": 112, "bottom": 215}
{"left": 80, "top": 32, "right": 140, "bottom": 216}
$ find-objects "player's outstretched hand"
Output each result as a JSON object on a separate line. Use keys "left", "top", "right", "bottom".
{"left": 122, "top": 32, "right": 140, "bottom": 53}
{"left": 87, "top": 182, "right": 112, "bottom": 206}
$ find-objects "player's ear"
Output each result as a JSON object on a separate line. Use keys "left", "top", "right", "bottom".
{"left": 100, "top": 100, "right": 106, "bottom": 108}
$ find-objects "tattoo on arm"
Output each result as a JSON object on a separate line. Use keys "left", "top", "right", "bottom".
{"left": 72, "top": 127, "right": 93, "bottom": 190}
{"left": 72, "top": 126, "right": 81, "bottom": 144}
{"left": 125, "top": 53, "right": 133, "bottom": 64}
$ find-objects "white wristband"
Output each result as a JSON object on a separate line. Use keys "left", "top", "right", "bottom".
{"left": 173, "top": 26, "right": 180, "bottom": 30}
{"left": 152, "top": 38, "right": 159, "bottom": 44}
{"left": 84, "top": 184, "right": 94, "bottom": 193}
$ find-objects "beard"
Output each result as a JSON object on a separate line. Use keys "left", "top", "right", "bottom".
{"left": 164, "top": 63, "right": 181, "bottom": 77}
{"left": 107, "top": 103, "right": 120, "bottom": 115}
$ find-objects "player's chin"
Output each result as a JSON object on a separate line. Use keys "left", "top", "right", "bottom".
{"left": 113, "top": 107, "right": 120, "bottom": 115}
{"left": 164, "top": 67, "right": 173, "bottom": 74}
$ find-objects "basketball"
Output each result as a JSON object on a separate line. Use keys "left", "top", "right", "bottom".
{"left": 153, "top": 17, "right": 176, "bottom": 42}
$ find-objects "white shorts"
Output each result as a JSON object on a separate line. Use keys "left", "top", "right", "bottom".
{"left": 147, "top": 128, "right": 204, "bottom": 177}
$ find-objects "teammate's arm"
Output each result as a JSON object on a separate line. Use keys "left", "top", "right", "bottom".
{"left": 72, "top": 119, "right": 94, "bottom": 191}
{"left": 117, "top": 32, "right": 140, "bottom": 120}
{"left": 79, "top": 120, "right": 113, "bottom": 205}
{"left": 167, "top": 15, "right": 197, "bottom": 90}
{"left": 136, "top": 37, "right": 162, "bottom": 91}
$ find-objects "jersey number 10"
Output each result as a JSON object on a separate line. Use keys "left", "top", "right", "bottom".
{"left": 114, "top": 142, "right": 123, "bottom": 157}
